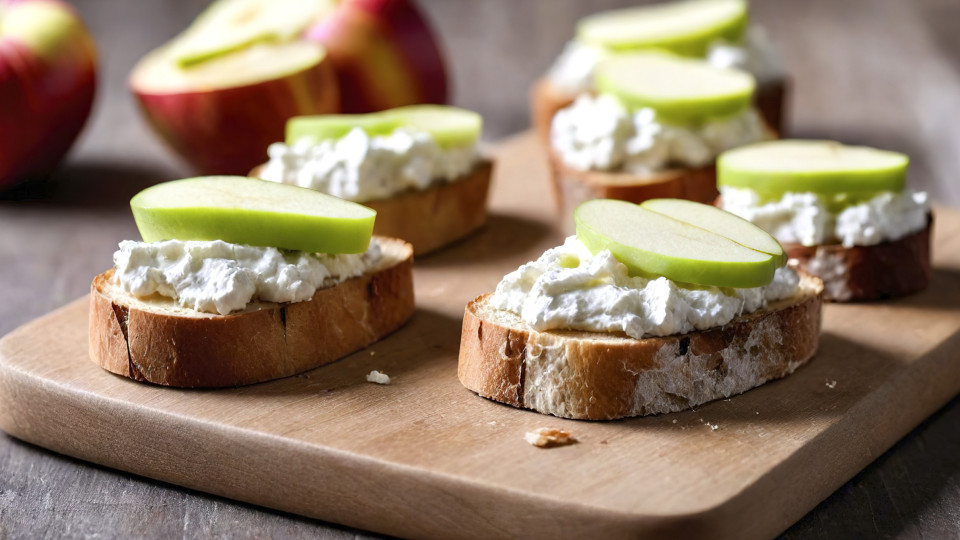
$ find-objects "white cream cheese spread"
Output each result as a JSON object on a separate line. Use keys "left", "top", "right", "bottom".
{"left": 719, "top": 187, "right": 930, "bottom": 247}
{"left": 551, "top": 94, "right": 767, "bottom": 173}
{"left": 490, "top": 236, "right": 799, "bottom": 339}
{"left": 113, "top": 239, "right": 381, "bottom": 315}
{"left": 546, "top": 26, "right": 785, "bottom": 94}
{"left": 259, "top": 128, "right": 478, "bottom": 203}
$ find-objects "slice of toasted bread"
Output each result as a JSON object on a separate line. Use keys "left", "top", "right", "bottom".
{"left": 89, "top": 237, "right": 415, "bottom": 388}
{"left": 251, "top": 161, "right": 493, "bottom": 256}
{"left": 458, "top": 273, "right": 823, "bottom": 420}
{"left": 530, "top": 76, "right": 788, "bottom": 145}
{"left": 784, "top": 219, "right": 932, "bottom": 302}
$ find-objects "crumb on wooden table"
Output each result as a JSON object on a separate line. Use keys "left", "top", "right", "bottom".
{"left": 365, "top": 370, "right": 390, "bottom": 385}
{"left": 826, "top": 380, "right": 837, "bottom": 389}
{"left": 524, "top": 427, "right": 576, "bottom": 448}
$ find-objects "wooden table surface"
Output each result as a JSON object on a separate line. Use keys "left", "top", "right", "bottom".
{"left": 1, "top": 0, "right": 959, "bottom": 537}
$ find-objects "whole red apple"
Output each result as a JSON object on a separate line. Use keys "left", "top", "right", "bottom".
{"left": 0, "top": 0, "right": 96, "bottom": 189}
{"left": 305, "top": 0, "right": 448, "bottom": 113}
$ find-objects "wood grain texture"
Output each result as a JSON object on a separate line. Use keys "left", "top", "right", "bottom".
{"left": 2, "top": 134, "right": 960, "bottom": 539}
{"left": 1, "top": 0, "right": 960, "bottom": 538}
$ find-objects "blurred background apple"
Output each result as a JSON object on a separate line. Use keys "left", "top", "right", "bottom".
{"left": 0, "top": 0, "right": 96, "bottom": 190}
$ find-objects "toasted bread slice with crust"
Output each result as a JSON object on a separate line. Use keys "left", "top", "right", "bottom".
{"left": 251, "top": 161, "right": 494, "bottom": 256}
{"left": 458, "top": 273, "right": 823, "bottom": 420}
{"left": 89, "top": 237, "right": 415, "bottom": 388}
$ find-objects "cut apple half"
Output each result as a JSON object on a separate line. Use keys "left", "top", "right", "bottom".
{"left": 595, "top": 52, "right": 755, "bottom": 124}
{"left": 286, "top": 105, "right": 482, "bottom": 148}
{"left": 575, "top": 198, "right": 781, "bottom": 288}
{"left": 168, "top": 0, "right": 335, "bottom": 67}
{"left": 131, "top": 176, "right": 376, "bottom": 254}
{"left": 718, "top": 140, "right": 910, "bottom": 195}
{"left": 131, "top": 40, "right": 326, "bottom": 94}
{"left": 577, "top": 0, "right": 748, "bottom": 56}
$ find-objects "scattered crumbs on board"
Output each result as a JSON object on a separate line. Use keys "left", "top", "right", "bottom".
{"left": 524, "top": 428, "right": 577, "bottom": 448}
{"left": 365, "top": 370, "right": 391, "bottom": 385}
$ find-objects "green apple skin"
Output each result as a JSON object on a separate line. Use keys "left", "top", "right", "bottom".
{"left": 718, "top": 140, "right": 909, "bottom": 195}
{"left": 594, "top": 52, "right": 755, "bottom": 125}
{"left": 640, "top": 198, "right": 786, "bottom": 266}
{"left": 131, "top": 176, "right": 376, "bottom": 254}
{"left": 286, "top": 104, "right": 482, "bottom": 148}
{"left": 575, "top": 199, "right": 778, "bottom": 289}
{"left": 576, "top": 0, "right": 748, "bottom": 57}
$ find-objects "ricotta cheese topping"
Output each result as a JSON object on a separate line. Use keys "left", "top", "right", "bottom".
{"left": 491, "top": 236, "right": 800, "bottom": 339}
{"left": 551, "top": 94, "right": 767, "bottom": 173}
{"left": 546, "top": 26, "right": 785, "bottom": 94}
{"left": 113, "top": 239, "right": 381, "bottom": 315}
{"left": 719, "top": 187, "right": 930, "bottom": 247}
{"left": 259, "top": 128, "right": 478, "bottom": 203}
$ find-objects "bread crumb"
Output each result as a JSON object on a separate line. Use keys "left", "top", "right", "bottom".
{"left": 671, "top": 419, "right": 677, "bottom": 424}
{"left": 524, "top": 427, "right": 576, "bottom": 448}
{"left": 826, "top": 380, "right": 837, "bottom": 389}
{"left": 365, "top": 370, "right": 390, "bottom": 384}
{"left": 369, "top": 351, "right": 376, "bottom": 356}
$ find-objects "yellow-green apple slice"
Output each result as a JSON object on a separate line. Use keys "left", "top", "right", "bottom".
{"left": 718, "top": 140, "right": 909, "bottom": 195}
{"left": 577, "top": 0, "right": 747, "bottom": 57}
{"left": 286, "top": 105, "right": 482, "bottom": 148}
{"left": 575, "top": 199, "right": 779, "bottom": 288}
{"left": 169, "top": 0, "right": 336, "bottom": 67}
{"left": 641, "top": 198, "right": 786, "bottom": 265}
{"left": 131, "top": 176, "right": 376, "bottom": 254}
{"left": 130, "top": 40, "right": 338, "bottom": 175}
{"left": 595, "top": 52, "right": 755, "bottom": 124}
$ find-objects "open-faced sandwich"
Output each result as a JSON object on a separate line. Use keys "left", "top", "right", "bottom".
{"left": 532, "top": 0, "right": 787, "bottom": 142}
{"left": 89, "top": 176, "right": 414, "bottom": 388}
{"left": 459, "top": 198, "right": 823, "bottom": 420}
{"left": 549, "top": 52, "right": 771, "bottom": 218}
{"left": 251, "top": 105, "right": 492, "bottom": 255}
{"left": 717, "top": 140, "right": 932, "bottom": 301}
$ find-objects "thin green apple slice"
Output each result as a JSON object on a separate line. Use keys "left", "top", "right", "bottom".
{"left": 577, "top": 0, "right": 748, "bottom": 56}
{"left": 575, "top": 199, "right": 777, "bottom": 288}
{"left": 131, "top": 176, "right": 376, "bottom": 254}
{"left": 641, "top": 198, "right": 786, "bottom": 265}
{"left": 718, "top": 140, "right": 909, "bottom": 195}
{"left": 168, "top": 0, "right": 335, "bottom": 67}
{"left": 286, "top": 105, "right": 482, "bottom": 148}
{"left": 595, "top": 52, "right": 755, "bottom": 124}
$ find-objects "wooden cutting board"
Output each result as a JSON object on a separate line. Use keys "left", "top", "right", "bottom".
{"left": 2, "top": 134, "right": 959, "bottom": 539}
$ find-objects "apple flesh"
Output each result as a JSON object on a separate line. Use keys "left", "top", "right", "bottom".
{"left": 130, "top": 40, "right": 339, "bottom": 175}
{"left": 577, "top": 0, "right": 747, "bottom": 57}
{"left": 131, "top": 176, "right": 376, "bottom": 254}
{"left": 286, "top": 105, "right": 482, "bottom": 148}
{"left": 0, "top": 0, "right": 96, "bottom": 189}
{"left": 718, "top": 140, "right": 909, "bottom": 195}
{"left": 575, "top": 198, "right": 782, "bottom": 288}
{"left": 595, "top": 52, "right": 755, "bottom": 124}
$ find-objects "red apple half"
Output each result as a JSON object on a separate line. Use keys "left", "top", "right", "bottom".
{"left": 130, "top": 41, "right": 339, "bottom": 175}
{"left": 0, "top": 0, "right": 97, "bottom": 189}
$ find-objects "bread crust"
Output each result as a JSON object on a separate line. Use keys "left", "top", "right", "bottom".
{"left": 250, "top": 161, "right": 493, "bottom": 256}
{"left": 89, "top": 237, "right": 415, "bottom": 388}
{"left": 784, "top": 219, "right": 932, "bottom": 302}
{"left": 530, "top": 76, "right": 788, "bottom": 144}
{"left": 458, "top": 274, "right": 823, "bottom": 420}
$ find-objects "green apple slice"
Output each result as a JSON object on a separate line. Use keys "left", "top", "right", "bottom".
{"left": 168, "top": 0, "right": 335, "bottom": 67}
{"left": 575, "top": 199, "right": 780, "bottom": 288}
{"left": 641, "top": 198, "right": 786, "bottom": 265}
{"left": 577, "top": 0, "right": 748, "bottom": 57}
{"left": 131, "top": 176, "right": 376, "bottom": 254}
{"left": 718, "top": 140, "right": 909, "bottom": 195}
{"left": 286, "top": 105, "right": 483, "bottom": 148}
{"left": 595, "top": 52, "right": 755, "bottom": 124}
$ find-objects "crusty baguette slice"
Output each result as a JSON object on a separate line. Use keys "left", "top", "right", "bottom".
{"left": 530, "top": 76, "right": 788, "bottom": 145}
{"left": 250, "top": 160, "right": 493, "bottom": 256}
{"left": 89, "top": 237, "right": 414, "bottom": 388}
{"left": 458, "top": 273, "right": 823, "bottom": 420}
{"left": 784, "top": 219, "right": 932, "bottom": 302}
